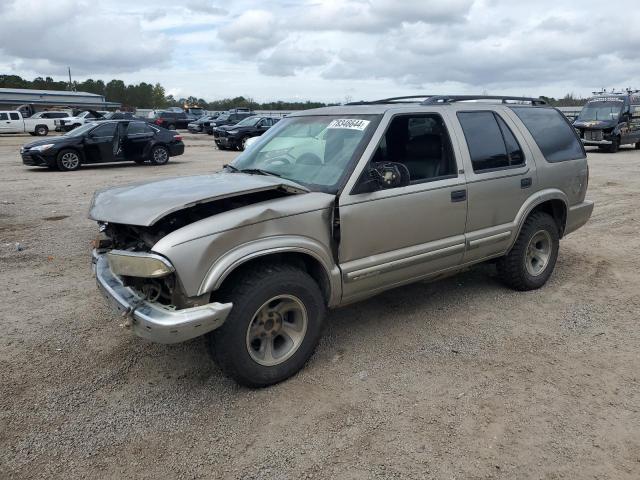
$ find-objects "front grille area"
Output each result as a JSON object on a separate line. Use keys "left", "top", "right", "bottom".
{"left": 585, "top": 130, "right": 604, "bottom": 141}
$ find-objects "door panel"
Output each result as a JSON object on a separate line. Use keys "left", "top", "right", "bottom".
{"left": 338, "top": 111, "right": 468, "bottom": 302}
{"left": 339, "top": 182, "right": 467, "bottom": 301}
{"left": 450, "top": 107, "right": 537, "bottom": 262}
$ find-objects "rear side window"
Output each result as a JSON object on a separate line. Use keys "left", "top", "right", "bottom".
{"left": 510, "top": 107, "right": 585, "bottom": 162}
{"left": 126, "top": 122, "right": 147, "bottom": 135}
{"left": 10, "top": 113, "right": 20, "bottom": 120}
{"left": 457, "top": 111, "right": 525, "bottom": 172}
{"left": 0, "top": 113, "right": 8, "bottom": 120}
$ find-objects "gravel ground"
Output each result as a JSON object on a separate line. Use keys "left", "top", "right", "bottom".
{"left": 1, "top": 132, "right": 639, "bottom": 479}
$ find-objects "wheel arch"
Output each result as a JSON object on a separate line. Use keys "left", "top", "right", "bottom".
{"left": 199, "top": 237, "right": 341, "bottom": 307}
{"left": 509, "top": 190, "right": 568, "bottom": 251}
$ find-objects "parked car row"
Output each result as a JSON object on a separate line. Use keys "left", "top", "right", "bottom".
{"left": 213, "top": 115, "right": 280, "bottom": 150}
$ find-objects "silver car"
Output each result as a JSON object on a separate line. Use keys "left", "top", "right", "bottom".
{"left": 90, "top": 95, "right": 594, "bottom": 387}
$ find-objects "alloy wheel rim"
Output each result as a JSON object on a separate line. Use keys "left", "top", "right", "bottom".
{"left": 245, "top": 294, "right": 308, "bottom": 366}
{"left": 61, "top": 152, "right": 79, "bottom": 169}
{"left": 525, "top": 230, "right": 552, "bottom": 276}
{"left": 153, "top": 148, "right": 168, "bottom": 163}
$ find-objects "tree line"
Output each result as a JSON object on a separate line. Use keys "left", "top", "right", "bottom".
{"left": 0, "top": 74, "right": 335, "bottom": 110}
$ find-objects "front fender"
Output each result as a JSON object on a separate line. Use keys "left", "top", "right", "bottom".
{"left": 198, "top": 235, "right": 342, "bottom": 306}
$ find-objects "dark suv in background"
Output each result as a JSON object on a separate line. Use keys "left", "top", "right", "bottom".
{"left": 150, "top": 111, "right": 190, "bottom": 130}
{"left": 213, "top": 116, "right": 280, "bottom": 150}
{"left": 205, "top": 108, "right": 254, "bottom": 135}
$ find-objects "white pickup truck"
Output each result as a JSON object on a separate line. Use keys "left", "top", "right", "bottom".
{"left": 54, "top": 110, "right": 109, "bottom": 132}
{"left": 0, "top": 110, "right": 72, "bottom": 136}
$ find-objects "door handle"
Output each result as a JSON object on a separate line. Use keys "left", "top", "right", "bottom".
{"left": 521, "top": 177, "right": 532, "bottom": 188}
{"left": 451, "top": 190, "right": 467, "bottom": 202}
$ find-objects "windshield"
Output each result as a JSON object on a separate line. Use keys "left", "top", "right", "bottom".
{"left": 189, "top": 108, "right": 204, "bottom": 115}
{"left": 64, "top": 123, "right": 95, "bottom": 137}
{"left": 231, "top": 115, "right": 378, "bottom": 192}
{"left": 577, "top": 102, "right": 623, "bottom": 122}
{"left": 216, "top": 114, "right": 230, "bottom": 121}
{"left": 234, "top": 116, "right": 261, "bottom": 127}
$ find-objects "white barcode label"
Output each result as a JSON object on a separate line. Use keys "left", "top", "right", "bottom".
{"left": 327, "top": 119, "right": 370, "bottom": 131}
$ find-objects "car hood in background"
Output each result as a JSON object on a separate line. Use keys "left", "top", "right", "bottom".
{"left": 88, "top": 173, "right": 310, "bottom": 227}
{"left": 573, "top": 119, "right": 617, "bottom": 129}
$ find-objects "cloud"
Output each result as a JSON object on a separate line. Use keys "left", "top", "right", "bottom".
{"left": 0, "top": 0, "right": 171, "bottom": 74}
{"left": 218, "top": 10, "right": 284, "bottom": 56}
{"left": 185, "top": 0, "right": 227, "bottom": 16}
{"left": 258, "top": 45, "right": 331, "bottom": 76}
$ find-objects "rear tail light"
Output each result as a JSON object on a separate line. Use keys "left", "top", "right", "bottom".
{"left": 155, "top": 119, "right": 162, "bottom": 125}
{"left": 173, "top": 134, "right": 183, "bottom": 141}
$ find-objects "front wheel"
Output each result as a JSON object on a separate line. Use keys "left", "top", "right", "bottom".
{"left": 208, "top": 264, "right": 326, "bottom": 387}
{"left": 56, "top": 149, "right": 81, "bottom": 171}
{"left": 608, "top": 137, "right": 620, "bottom": 153}
{"left": 497, "top": 212, "right": 559, "bottom": 291}
{"left": 149, "top": 145, "right": 169, "bottom": 165}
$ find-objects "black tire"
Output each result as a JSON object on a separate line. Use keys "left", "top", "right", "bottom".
{"left": 608, "top": 137, "right": 620, "bottom": 153}
{"left": 167, "top": 123, "right": 176, "bottom": 130}
{"left": 239, "top": 136, "right": 249, "bottom": 151}
{"left": 56, "top": 149, "right": 81, "bottom": 171}
{"left": 496, "top": 212, "right": 559, "bottom": 291}
{"left": 35, "top": 125, "right": 48, "bottom": 136}
{"left": 208, "top": 263, "right": 326, "bottom": 387}
{"left": 635, "top": 142, "right": 640, "bottom": 150}
{"left": 149, "top": 145, "right": 169, "bottom": 165}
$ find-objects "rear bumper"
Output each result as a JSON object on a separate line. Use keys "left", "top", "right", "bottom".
{"left": 93, "top": 251, "right": 232, "bottom": 344}
{"left": 565, "top": 200, "right": 594, "bottom": 235}
{"left": 169, "top": 143, "right": 185, "bottom": 156}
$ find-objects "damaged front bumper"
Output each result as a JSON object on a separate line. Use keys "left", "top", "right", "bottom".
{"left": 93, "top": 251, "right": 232, "bottom": 344}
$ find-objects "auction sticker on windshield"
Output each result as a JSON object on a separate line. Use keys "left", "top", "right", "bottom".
{"left": 327, "top": 119, "right": 370, "bottom": 131}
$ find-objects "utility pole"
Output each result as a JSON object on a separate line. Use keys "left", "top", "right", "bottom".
{"left": 68, "top": 67, "right": 75, "bottom": 91}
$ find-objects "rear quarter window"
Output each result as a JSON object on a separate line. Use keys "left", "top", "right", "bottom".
{"left": 510, "top": 107, "right": 585, "bottom": 162}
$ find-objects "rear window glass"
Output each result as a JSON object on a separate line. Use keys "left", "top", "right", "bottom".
{"left": 510, "top": 107, "right": 585, "bottom": 162}
{"left": 0, "top": 113, "right": 8, "bottom": 120}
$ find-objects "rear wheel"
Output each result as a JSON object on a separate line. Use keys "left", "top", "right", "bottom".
{"left": 208, "top": 264, "right": 325, "bottom": 387}
{"left": 56, "top": 149, "right": 81, "bottom": 171}
{"left": 150, "top": 145, "right": 169, "bottom": 165}
{"left": 497, "top": 212, "right": 559, "bottom": 291}
{"left": 35, "top": 125, "right": 48, "bottom": 136}
{"left": 167, "top": 123, "right": 176, "bottom": 130}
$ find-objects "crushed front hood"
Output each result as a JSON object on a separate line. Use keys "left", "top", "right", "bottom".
{"left": 89, "top": 172, "right": 309, "bottom": 227}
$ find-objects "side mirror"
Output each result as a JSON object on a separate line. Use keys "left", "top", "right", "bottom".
{"left": 370, "top": 162, "right": 411, "bottom": 189}
{"left": 353, "top": 162, "right": 411, "bottom": 194}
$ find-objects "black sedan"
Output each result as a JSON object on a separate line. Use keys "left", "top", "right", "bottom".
{"left": 20, "top": 120, "right": 185, "bottom": 171}
{"left": 213, "top": 116, "right": 280, "bottom": 150}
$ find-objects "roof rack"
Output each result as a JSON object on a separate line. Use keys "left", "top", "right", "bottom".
{"left": 346, "top": 95, "right": 547, "bottom": 106}
{"left": 421, "top": 95, "right": 547, "bottom": 106}
{"left": 346, "top": 95, "right": 434, "bottom": 105}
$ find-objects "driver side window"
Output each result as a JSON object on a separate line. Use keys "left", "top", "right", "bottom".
{"left": 91, "top": 123, "right": 116, "bottom": 137}
{"left": 371, "top": 114, "right": 457, "bottom": 185}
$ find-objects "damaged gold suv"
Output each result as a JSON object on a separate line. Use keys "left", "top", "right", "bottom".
{"left": 91, "top": 95, "right": 593, "bottom": 387}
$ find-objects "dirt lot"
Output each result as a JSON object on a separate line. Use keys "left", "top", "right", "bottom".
{"left": 1, "top": 131, "right": 639, "bottom": 480}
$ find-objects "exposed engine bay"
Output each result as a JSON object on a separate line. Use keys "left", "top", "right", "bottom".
{"left": 97, "top": 189, "right": 295, "bottom": 307}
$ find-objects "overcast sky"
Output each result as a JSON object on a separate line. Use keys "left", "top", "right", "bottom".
{"left": 0, "top": 0, "right": 638, "bottom": 103}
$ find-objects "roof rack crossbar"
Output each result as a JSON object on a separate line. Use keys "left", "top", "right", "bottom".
{"left": 421, "top": 95, "right": 547, "bottom": 106}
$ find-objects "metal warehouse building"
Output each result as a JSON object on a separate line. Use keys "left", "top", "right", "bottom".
{"left": 0, "top": 88, "right": 120, "bottom": 114}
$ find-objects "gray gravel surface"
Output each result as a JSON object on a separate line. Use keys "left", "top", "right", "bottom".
{"left": 1, "top": 133, "right": 639, "bottom": 479}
